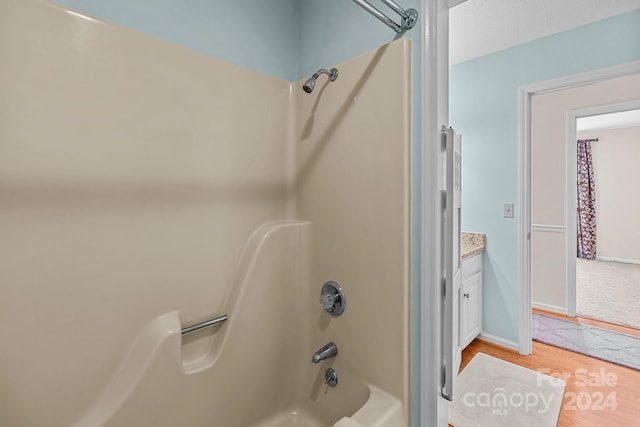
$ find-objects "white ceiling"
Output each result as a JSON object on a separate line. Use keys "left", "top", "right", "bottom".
{"left": 577, "top": 109, "right": 640, "bottom": 132}
{"left": 449, "top": 0, "right": 640, "bottom": 65}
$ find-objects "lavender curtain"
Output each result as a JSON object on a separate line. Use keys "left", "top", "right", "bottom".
{"left": 577, "top": 138, "right": 597, "bottom": 260}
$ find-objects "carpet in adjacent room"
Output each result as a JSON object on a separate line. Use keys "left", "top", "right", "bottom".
{"left": 576, "top": 258, "right": 640, "bottom": 329}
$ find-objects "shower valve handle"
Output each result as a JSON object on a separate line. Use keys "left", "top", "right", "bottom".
{"left": 320, "top": 293, "right": 336, "bottom": 310}
{"left": 319, "top": 281, "right": 346, "bottom": 316}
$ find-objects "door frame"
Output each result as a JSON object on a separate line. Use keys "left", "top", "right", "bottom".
{"left": 566, "top": 99, "right": 640, "bottom": 317}
{"left": 518, "top": 60, "right": 640, "bottom": 355}
{"left": 420, "top": 0, "right": 451, "bottom": 426}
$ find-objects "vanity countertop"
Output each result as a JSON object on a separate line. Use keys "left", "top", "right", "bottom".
{"left": 462, "top": 232, "right": 486, "bottom": 260}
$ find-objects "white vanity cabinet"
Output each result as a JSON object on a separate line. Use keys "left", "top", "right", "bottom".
{"left": 460, "top": 252, "right": 482, "bottom": 349}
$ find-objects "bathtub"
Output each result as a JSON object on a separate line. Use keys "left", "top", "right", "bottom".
{"left": 71, "top": 222, "right": 405, "bottom": 427}
{"left": 248, "top": 385, "right": 404, "bottom": 427}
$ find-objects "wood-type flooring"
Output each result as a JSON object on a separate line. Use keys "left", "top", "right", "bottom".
{"left": 449, "top": 309, "right": 640, "bottom": 426}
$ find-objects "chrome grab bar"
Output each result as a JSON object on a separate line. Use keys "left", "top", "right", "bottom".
{"left": 181, "top": 314, "right": 228, "bottom": 335}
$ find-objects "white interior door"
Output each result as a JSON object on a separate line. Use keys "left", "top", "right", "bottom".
{"left": 442, "top": 127, "right": 462, "bottom": 401}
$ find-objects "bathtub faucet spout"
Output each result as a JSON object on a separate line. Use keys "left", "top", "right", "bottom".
{"left": 312, "top": 342, "right": 337, "bottom": 363}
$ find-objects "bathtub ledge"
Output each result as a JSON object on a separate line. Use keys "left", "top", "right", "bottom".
{"left": 349, "top": 385, "right": 404, "bottom": 427}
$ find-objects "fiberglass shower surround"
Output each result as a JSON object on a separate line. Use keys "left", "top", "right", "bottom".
{"left": 1, "top": 0, "right": 417, "bottom": 426}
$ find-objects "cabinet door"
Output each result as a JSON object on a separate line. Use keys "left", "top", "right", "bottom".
{"left": 461, "top": 271, "right": 482, "bottom": 349}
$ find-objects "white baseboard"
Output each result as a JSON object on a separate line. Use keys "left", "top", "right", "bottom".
{"left": 595, "top": 256, "right": 640, "bottom": 265}
{"left": 477, "top": 332, "right": 519, "bottom": 352}
{"left": 532, "top": 302, "right": 567, "bottom": 315}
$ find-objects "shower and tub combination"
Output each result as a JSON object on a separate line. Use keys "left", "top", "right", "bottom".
{"left": 0, "top": 0, "right": 415, "bottom": 426}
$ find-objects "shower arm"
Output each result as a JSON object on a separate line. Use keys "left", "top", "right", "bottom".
{"left": 351, "top": 0, "right": 418, "bottom": 33}
{"left": 313, "top": 68, "right": 338, "bottom": 80}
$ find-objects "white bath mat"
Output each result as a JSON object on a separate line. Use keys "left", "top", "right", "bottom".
{"left": 449, "top": 352, "right": 565, "bottom": 427}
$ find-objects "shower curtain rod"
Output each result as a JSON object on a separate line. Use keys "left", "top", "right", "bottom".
{"left": 351, "top": 0, "right": 418, "bottom": 33}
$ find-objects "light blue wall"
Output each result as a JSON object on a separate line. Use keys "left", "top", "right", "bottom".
{"left": 48, "top": 1, "right": 425, "bottom": 425}
{"left": 450, "top": 9, "right": 640, "bottom": 344}
{"left": 49, "top": 0, "right": 300, "bottom": 81}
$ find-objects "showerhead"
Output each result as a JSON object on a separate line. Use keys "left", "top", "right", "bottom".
{"left": 302, "top": 68, "right": 338, "bottom": 94}
{"left": 303, "top": 77, "right": 316, "bottom": 93}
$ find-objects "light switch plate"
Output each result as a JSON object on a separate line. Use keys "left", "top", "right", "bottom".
{"left": 504, "top": 203, "right": 514, "bottom": 218}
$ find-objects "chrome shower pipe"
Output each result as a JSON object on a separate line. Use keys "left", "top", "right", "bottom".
{"left": 351, "top": 0, "right": 418, "bottom": 33}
